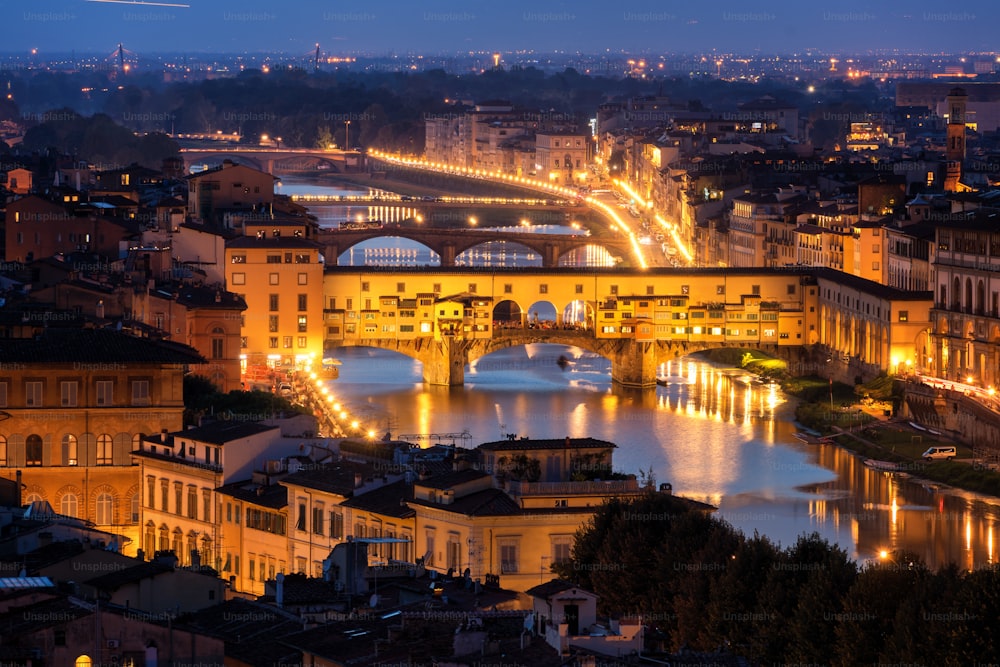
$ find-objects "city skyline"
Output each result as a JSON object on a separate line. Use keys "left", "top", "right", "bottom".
{"left": 3, "top": 0, "right": 999, "bottom": 56}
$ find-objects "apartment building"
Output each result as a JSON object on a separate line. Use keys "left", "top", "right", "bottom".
{"left": 0, "top": 328, "right": 203, "bottom": 554}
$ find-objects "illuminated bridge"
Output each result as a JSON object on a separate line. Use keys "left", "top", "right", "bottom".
{"left": 179, "top": 147, "right": 356, "bottom": 174}
{"left": 320, "top": 267, "right": 931, "bottom": 387}
{"left": 315, "top": 227, "right": 634, "bottom": 268}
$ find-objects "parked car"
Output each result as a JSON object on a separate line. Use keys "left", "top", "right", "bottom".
{"left": 922, "top": 446, "right": 956, "bottom": 461}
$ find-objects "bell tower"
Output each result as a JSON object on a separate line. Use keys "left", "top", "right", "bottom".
{"left": 944, "top": 87, "right": 967, "bottom": 191}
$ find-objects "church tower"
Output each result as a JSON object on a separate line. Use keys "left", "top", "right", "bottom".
{"left": 944, "top": 87, "right": 968, "bottom": 191}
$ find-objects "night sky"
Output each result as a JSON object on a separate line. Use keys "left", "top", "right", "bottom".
{"left": 3, "top": 0, "right": 998, "bottom": 55}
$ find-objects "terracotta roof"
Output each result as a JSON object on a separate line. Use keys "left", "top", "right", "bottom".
{"left": 414, "top": 468, "right": 490, "bottom": 490}
{"left": 179, "top": 598, "right": 303, "bottom": 667}
{"left": 0, "top": 328, "right": 205, "bottom": 364}
{"left": 525, "top": 578, "right": 592, "bottom": 599}
{"left": 281, "top": 460, "right": 378, "bottom": 496}
{"left": 215, "top": 480, "right": 288, "bottom": 510}
{"left": 341, "top": 480, "right": 415, "bottom": 518}
{"left": 407, "top": 488, "right": 523, "bottom": 517}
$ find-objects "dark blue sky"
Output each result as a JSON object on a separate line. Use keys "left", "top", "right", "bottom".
{"left": 4, "top": 0, "right": 998, "bottom": 55}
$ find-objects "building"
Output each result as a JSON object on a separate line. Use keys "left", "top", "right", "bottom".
{"left": 534, "top": 132, "right": 590, "bottom": 186}
{"left": 185, "top": 160, "right": 275, "bottom": 224}
{"left": 225, "top": 233, "right": 325, "bottom": 373}
{"left": 131, "top": 421, "right": 305, "bottom": 569}
{"left": 0, "top": 328, "right": 204, "bottom": 555}
{"left": 930, "top": 210, "right": 1000, "bottom": 388}
{"left": 4, "top": 193, "right": 138, "bottom": 263}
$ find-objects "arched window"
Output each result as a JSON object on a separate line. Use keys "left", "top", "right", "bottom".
{"left": 954, "top": 276, "right": 961, "bottom": 309}
{"left": 62, "top": 434, "right": 78, "bottom": 466}
{"left": 211, "top": 327, "right": 225, "bottom": 359}
{"left": 26, "top": 434, "right": 43, "bottom": 466}
{"left": 96, "top": 434, "right": 113, "bottom": 465}
{"left": 75, "top": 656, "right": 92, "bottom": 667}
{"left": 25, "top": 493, "right": 43, "bottom": 505}
{"left": 61, "top": 493, "right": 79, "bottom": 518}
{"left": 95, "top": 493, "right": 113, "bottom": 525}
{"left": 966, "top": 278, "right": 973, "bottom": 314}
{"left": 132, "top": 433, "right": 144, "bottom": 450}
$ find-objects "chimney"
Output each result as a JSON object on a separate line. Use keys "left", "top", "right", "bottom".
{"left": 354, "top": 473, "right": 363, "bottom": 489}
{"left": 276, "top": 572, "right": 285, "bottom": 608}
{"left": 160, "top": 429, "right": 168, "bottom": 443}
{"left": 137, "top": 548, "right": 145, "bottom": 561}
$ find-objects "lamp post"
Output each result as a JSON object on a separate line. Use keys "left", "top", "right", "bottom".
{"left": 344, "top": 120, "right": 351, "bottom": 151}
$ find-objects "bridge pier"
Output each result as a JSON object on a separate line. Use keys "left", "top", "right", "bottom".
{"left": 440, "top": 243, "right": 457, "bottom": 267}
{"left": 542, "top": 243, "right": 560, "bottom": 268}
{"left": 610, "top": 340, "right": 658, "bottom": 389}
{"left": 421, "top": 337, "right": 468, "bottom": 386}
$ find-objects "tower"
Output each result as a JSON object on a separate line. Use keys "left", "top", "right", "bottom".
{"left": 944, "top": 87, "right": 968, "bottom": 191}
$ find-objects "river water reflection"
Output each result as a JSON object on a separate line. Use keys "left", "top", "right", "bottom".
{"left": 324, "top": 345, "right": 1000, "bottom": 570}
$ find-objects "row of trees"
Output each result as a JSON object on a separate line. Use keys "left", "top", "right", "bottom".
{"left": 553, "top": 492, "right": 999, "bottom": 665}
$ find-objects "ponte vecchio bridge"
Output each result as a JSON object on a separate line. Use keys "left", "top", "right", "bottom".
{"left": 319, "top": 267, "right": 931, "bottom": 388}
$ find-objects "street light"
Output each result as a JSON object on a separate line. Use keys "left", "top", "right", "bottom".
{"left": 344, "top": 120, "right": 351, "bottom": 151}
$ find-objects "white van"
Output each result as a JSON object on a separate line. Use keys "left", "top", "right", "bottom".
{"left": 922, "top": 446, "right": 956, "bottom": 461}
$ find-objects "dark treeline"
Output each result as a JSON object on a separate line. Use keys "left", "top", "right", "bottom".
{"left": 553, "top": 492, "right": 999, "bottom": 665}
{"left": 1, "top": 66, "right": 887, "bottom": 157}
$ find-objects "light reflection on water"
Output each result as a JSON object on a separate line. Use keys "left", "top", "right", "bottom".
{"left": 325, "top": 345, "right": 1000, "bottom": 570}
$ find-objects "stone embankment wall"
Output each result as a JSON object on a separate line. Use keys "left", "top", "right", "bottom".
{"left": 899, "top": 379, "right": 1000, "bottom": 450}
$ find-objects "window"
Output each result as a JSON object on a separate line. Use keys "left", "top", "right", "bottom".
{"left": 610, "top": 285, "right": 618, "bottom": 295}
{"left": 296, "top": 502, "right": 306, "bottom": 531}
{"left": 298, "top": 294, "right": 308, "bottom": 311}
{"left": 717, "top": 285, "right": 725, "bottom": 295}
{"left": 898, "top": 310, "right": 909, "bottom": 322}
{"left": 787, "top": 283, "right": 796, "bottom": 295}
{"left": 249, "top": 557, "right": 256, "bottom": 580}
{"left": 298, "top": 315, "right": 307, "bottom": 332}
{"left": 539, "top": 284, "right": 548, "bottom": 294}
{"left": 61, "top": 381, "right": 78, "bottom": 407}
{"left": 504, "top": 284, "right": 513, "bottom": 294}
{"left": 62, "top": 434, "right": 78, "bottom": 466}
{"left": 268, "top": 315, "right": 279, "bottom": 333}
{"left": 361, "top": 281, "right": 370, "bottom": 292}
{"left": 130, "top": 494, "right": 139, "bottom": 523}
{"left": 269, "top": 272, "right": 279, "bottom": 285}
{"left": 552, "top": 538, "right": 572, "bottom": 565}
{"left": 751, "top": 285, "right": 761, "bottom": 296}
{"left": 97, "top": 434, "right": 113, "bottom": 465}
{"left": 499, "top": 540, "right": 519, "bottom": 573}
{"left": 131, "top": 380, "right": 150, "bottom": 406}
{"left": 298, "top": 336, "right": 307, "bottom": 348}
{"left": 26, "top": 381, "right": 43, "bottom": 407}
{"left": 330, "top": 510, "right": 344, "bottom": 539}
{"left": 268, "top": 337, "right": 278, "bottom": 349}
{"left": 26, "top": 434, "right": 42, "bottom": 466}
{"left": 269, "top": 294, "right": 279, "bottom": 311}
{"left": 61, "top": 493, "right": 78, "bottom": 518}
{"left": 266, "top": 254, "right": 281, "bottom": 264}
{"left": 96, "top": 493, "right": 113, "bottom": 525}
{"left": 96, "top": 381, "right": 113, "bottom": 406}
{"left": 187, "top": 487, "right": 198, "bottom": 519}
{"left": 313, "top": 506, "right": 324, "bottom": 535}
{"left": 146, "top": 476, "right": 156, "bottom": 509}
{"left": 0, "top": 435, "right": 6, "bottom": 466}
{"left": 432, "top": 283, "right": 441, "bottom": 293}
{"left": 283, "top": 336, "right": 293, "bottom": 348}
{"left": 211, "top": 337, "right": 224, "bottom": 359}
{"left": 160, "top": 481, "right": 169, "bottom": 511}
{"left": 231, "top": 254, "right": 246, "bottom": 264}
{"left": 232, "top": 272, "right": 246, "bottom": 285}
{"left": 298, "top": 272, "right": 308, "bottom": 285}
{"left": 447, "top": 538, "right": 462, "bottom": 570}
{"left": 575, "top": 284, "right": 583, "bottom": 294}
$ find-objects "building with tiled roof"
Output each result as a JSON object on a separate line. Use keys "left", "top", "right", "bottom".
{"left": 0, "top": 329, "right": 204, "bottom": 558}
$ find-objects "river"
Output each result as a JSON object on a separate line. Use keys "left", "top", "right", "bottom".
{"left": 321, "top": 345, "right": 1000, "bottom": 572}
{"left": 283, "top": 173, "right": 1000, "bottom": 571}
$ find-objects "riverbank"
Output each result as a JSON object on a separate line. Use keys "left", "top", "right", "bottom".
{"left": 692, "top": 348, "right": 1000, "bottom": 498}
